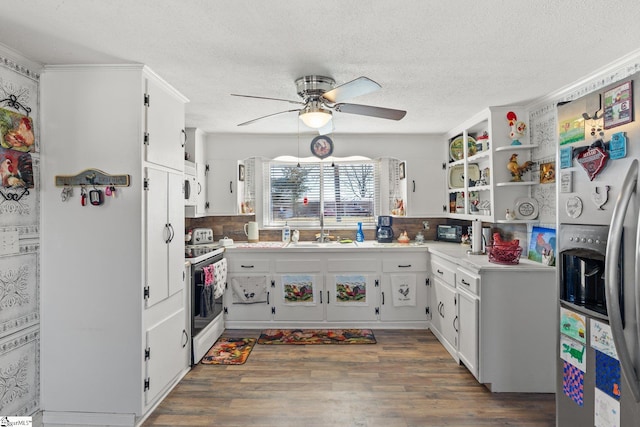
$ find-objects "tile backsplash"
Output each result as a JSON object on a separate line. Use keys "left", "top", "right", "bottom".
{"left": 185, "top": 215, "right": 526, "bottom": 244}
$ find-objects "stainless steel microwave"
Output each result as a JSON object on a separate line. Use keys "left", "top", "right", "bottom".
{"left": 436, "top": 225, "right": 462, "bottom": 243}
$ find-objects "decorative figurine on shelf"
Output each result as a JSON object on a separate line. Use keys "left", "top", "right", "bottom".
{"left": 397, "top": 231, "right": 410, "bottom": 244}
{"left": 505, "top": 209, "right": 516, "bottom": 221}
{"left": 507, "top": 153, "right": 534, "bottom": 182}
{"left": 506, "top": 111, "right": 526, "bottom": 145}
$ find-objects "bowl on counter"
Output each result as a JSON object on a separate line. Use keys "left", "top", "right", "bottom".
{"left": 486, "top": 245, "right": 523, "bottom": 265}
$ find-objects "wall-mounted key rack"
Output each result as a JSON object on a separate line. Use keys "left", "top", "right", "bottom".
{"left": 55, "top": 169, "right": 131, "bottom": 205}
{"left": 55, "top": 169, "right": 131, "bottom": 187}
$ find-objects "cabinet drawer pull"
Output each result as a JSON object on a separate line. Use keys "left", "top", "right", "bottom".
{"left": 461, "top": 279, "right": 470, "bottom": 286}
{"left": 320, "top": 291, "right": 323, "bottom": 304}
{"left": 398, "top": 264, "right": 412, "bottom": 268}
{"left": 436, "top": 269, "right": 444, "bottom": 275}
{"left": 327, "top": 291, "right": 330, "bottom": 304}
{"left": 382, "top": 291, "right": 385, "bottom": 305}
{"left": 181, "top": 129, "right": 187, "bottom": 148}
{"left": 453, "top": 315, "right": 459, "bottom": 333}
{"left": 240, "top": 264, "right": 254, "bottom": 268}
{"left": 267, "top": 291, "right": 270, "bottom": 305}
{"left": 229, "top": 181, "right": 233, "bottom": 193}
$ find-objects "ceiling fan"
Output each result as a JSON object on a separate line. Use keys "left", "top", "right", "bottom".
{"left": 231, "top": 75, "right": 406, "bottom": 134}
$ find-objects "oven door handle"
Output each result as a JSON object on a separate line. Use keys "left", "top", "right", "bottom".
{"left": 606, "top": 158, "right": 640, "bottom": 402}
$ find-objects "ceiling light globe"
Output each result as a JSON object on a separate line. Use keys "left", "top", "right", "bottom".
{"left": 299, "top": 108, "right": 332, "bottom": 129}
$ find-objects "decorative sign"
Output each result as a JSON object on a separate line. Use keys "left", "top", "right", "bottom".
{"left": 560, "top": 171, "right": 573, "bottom": 193}
{"left": 577, "top": 146, "right": 608, "bottom": 180}
{"left": 560, "top": 147, "right": 573, "bottom": 169}
{"left": 559, "top": 115, "right": 585, "bottom": 145}
{"left": 608, "top": 132, "right": 627, "bottom": 160}
{"left": 604, "top": 80, "right": 633, "bottom": 129}
{"left": 55, "top": 168, "right": 130, "bottom": 187}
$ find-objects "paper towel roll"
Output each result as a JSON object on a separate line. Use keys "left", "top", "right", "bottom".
{"left": 472, "top": 219, "right": 483, "bottom": 254}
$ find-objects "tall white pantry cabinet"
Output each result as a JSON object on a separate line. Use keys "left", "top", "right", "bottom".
{"left": 40, "top": 65, "right": 189, "bottom": 426}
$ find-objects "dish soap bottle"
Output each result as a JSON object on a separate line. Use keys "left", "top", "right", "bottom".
{"left": 356, "top": 222, "right": 365, "bottom": 242}
{"left": 282, "top": 222, "right": 291, "bottom": 243}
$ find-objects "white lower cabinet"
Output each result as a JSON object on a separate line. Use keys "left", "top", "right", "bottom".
{"left": 380, "top": 253, "right": 429, "bottom": 322}
{"left": 326, "top": 257, "right": 379, "bottom": 322}
{"left": 273, "top": 257, "right": 324, "bottom": 321}
{"left": 431, "top": 276, "right": 458, "bottom": 359}
{"left": 224, "top": 254, "right": 272, "bottom": 322}
{"left": 224, "top": 248, "right": 429, "bottom": 328}
{"left": 456, "top": 284, "right": 479, "bottom": 379}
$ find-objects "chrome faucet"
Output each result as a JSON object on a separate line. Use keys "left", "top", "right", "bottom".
{"left": 318, "top": 215, "right": 329, "bottom": 242}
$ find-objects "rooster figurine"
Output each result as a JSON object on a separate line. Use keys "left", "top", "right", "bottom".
{"left": 507, "top": 153, "right": 534, "bottom": 182}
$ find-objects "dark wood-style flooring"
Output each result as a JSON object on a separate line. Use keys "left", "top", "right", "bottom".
{"left": 143, "top": 329, "right": 555, "bottom": 426}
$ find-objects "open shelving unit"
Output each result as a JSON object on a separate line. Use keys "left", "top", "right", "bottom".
{"left": 444, "top": 107, "right": 540, "bottom": 224}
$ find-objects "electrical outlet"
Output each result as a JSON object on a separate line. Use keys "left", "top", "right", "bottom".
{"left": 0, "top": 230, "right": 19, "bottom": 256}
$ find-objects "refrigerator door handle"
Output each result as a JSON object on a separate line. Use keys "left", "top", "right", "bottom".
{"left": 606, "top": 158, "right": 640, "bottom": 402}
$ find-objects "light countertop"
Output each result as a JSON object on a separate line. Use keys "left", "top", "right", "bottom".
{"left": 220, "top": 240, "right": 555, "bottom": 272}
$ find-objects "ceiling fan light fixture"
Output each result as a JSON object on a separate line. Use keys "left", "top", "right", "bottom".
{"left": 299, "top": 103, "right": 332, "bottom": 129}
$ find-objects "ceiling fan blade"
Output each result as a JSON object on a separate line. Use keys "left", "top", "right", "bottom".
{"left": 334, "top": 103, "right": 406, "bottom": 121}
{"left": 231, "top": 93, "right": 305, "bottom": 105}
{"left": 322, "top": 76, "right": 381, "bottom": 103}
{"left": 237, "top": 109, "right": 301, "bottom": 126}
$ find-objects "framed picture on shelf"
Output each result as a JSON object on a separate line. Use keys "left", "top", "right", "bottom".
{"left": 540, "top": 161, "right": 556, "bottom": 184}
{"left": 604, "top": 80, "right": 633, "bottom": 129}
{"left": 528, "top": 226, "right": 556, "bottom": 266}
{"left": 399, "top": 161, "right": 406, "bottom": 180}
{"left": 238, "top": 164, "right": 245, "bottom": 181}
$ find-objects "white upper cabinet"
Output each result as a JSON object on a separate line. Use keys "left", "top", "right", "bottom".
{"left": 145, "top": 76, "right": 187, "bottom": 171}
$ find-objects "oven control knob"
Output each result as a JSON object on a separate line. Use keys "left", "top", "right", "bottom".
{"left": 569, "top": 237, "right": 574, "bottom": 241}
{"left": 595, "top": 239, "right": 600, "bottom": 244}
{"left": 581, "top": 238, "right": 587, "bottom": 242}
{"left": 587, "top": 238, "right": 593, "bottom": 243}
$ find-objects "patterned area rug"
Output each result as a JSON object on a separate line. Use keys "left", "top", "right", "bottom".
{"left": 258, "top": 329, "right": 376, "bottom": 345}
{"left": 201, "top": 337, "right": 256, "bottom": 365}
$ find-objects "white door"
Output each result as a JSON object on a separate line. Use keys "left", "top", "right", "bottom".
{"left": 273, "top": 274, "right": 324, "bottom": 321}
{"left": 457, "top": 286, "right": 479, "bottom": 379}
{"left": 146, "top": 167, "right": 169, "bottom": 307}
{"left": 326, "top": 274, "right": 379, "bottom": 321}
{"left": 380, "top": 273, "right": 428, "bottom": 321}
{"left": 145, "top": 308, "right": 188, "bottom": 406}
{"left": 145, "top": 77, "right": 185, "bottom": 171}
{"left": 207, "top": 159, "right": 238, "bottom": 214}
{"left": 168, "top": 170, "right": 185, "bottom": 296}
{"left": 195, "top": 162, "right": 208, "bottom": 215}
{"left": 434, "top": 277, "right": 458, "bottom": 351}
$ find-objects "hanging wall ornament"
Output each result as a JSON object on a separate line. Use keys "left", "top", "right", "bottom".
{"left": 577, "top": 145, "right": 608, "bottom": 181}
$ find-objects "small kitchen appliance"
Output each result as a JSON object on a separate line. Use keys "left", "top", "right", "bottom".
{"left": 376, "top": 215, "right": 394, "bottom": 243}
{"left": 436, "top": 225, "right": 463, "bottom": 243}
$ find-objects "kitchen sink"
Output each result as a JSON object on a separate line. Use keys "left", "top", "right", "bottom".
{"left": 287, "top": 241, "right": 356, "bottom": 248}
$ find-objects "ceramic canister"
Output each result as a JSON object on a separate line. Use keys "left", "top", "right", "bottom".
{"left": 244, "top": 221, "right": 259, "bottom": 243}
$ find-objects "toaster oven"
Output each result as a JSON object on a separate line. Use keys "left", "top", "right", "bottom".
{"left": 436, "top": 225, "right": 463, "bottom": 243}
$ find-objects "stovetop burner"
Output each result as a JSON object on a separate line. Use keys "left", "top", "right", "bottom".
{"left": 185, "top": 244, "right": 222, "bottom": 258}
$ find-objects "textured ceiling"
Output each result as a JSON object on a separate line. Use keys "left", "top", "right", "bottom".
{"left": 1, "top": 1, "right": 640, "bottom": 135}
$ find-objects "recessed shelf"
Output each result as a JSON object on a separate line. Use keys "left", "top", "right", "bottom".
{"left": 494, "top": 144, "right": 539, "bottom": 152}
{"left": 495, "top": 219, "right": 540, "bottom": 224}
{"left": 496, "top": 181, "right": 537, "bottom": 187}
{"left": 468, "top": 151, "right": 491, "bottom": 161}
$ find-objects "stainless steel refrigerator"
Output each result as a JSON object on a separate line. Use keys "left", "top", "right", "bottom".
{"left": 556, "top": 73, "right": 640, "bottom": 426}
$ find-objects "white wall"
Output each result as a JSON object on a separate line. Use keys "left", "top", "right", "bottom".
{"left": 204, "top": 133, "right": 443, "bottom": 161}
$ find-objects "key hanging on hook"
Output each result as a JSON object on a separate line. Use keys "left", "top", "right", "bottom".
{"left": 80, "top": 186, "right": 87, "bottom": 206}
